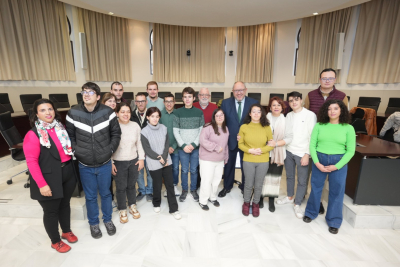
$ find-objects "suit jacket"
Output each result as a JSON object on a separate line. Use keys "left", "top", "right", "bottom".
{"left": 221, "top": 96, "right": 259, "bottom": 150}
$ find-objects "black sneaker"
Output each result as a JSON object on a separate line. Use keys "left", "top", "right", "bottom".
{"left": 90, "top": 224, "right": 102, "bottom": 239}
{"left": 208, "top": 199, "right": 220, "bottom": 207}
{"left": 146, "top": 194, "right": 153, "bottom": 202}
{"left": 136, "top": 192, "right": 145, "bottom": 201}
{"left": 179, "top": 191, "right": 188, "bottom": 202}
{"left": 190, "top": 190, "right": 199, "bottom": 202}
{"left": 104, "top": 221, "right": 116, "bottom": 236}
{"left": 199, "top": 203, "right": 209, "bottom": 210}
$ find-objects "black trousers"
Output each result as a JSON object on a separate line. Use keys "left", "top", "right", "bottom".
{"left": 113, "top": 159, "right": 139, "bottom": 210}
{"left": 150, "top": 165, "right": 178, "bottom": 213}
{"left": 38, "top": 161, "right": 77, "bottom": 244}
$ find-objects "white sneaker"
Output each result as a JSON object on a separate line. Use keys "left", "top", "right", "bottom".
{"left": 154, "top": 207, "right": 161, "bottom": 213}
{"left": 174, "top": 185, "right": 181, "bottom": 196}
{"left": 170, "top": 211, "right": 181, "bottom": 220}
{"left": 163, "top": 190, "right": 167, "bottom": 197}
{"left": 276, "top": 196, "right": 294, "bottom": 205}
{"left": 294, "top": 205, "right": 304, "bottom": 219}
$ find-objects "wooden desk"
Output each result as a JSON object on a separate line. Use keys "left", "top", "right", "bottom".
{"left": 345, "top": 134, "right": 400, "bottom": 205}
{"left": 0, "top": 109, "right": 69, "bottom": 158}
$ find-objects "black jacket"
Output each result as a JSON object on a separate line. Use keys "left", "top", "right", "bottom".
{"left": 66, "top": 102, "right": 121, "bottom": 167}
{"left": 28, "top": 127, "right": 78, "bottom": 201}
{"left": 131, "top": 108, "right": 149, "bottom": 129}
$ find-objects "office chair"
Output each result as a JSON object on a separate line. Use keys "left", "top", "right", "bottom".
{"left": 385, "top": 98, "right": 400, "bottom": 116}
{"left": 0, "top": 112, "right": 30, "bottom": 187}
{"left": 0, "top": 93, "right": 14, "bottom": 113}
{"left": 269, "top": 93, "right": 284, "bottom": 101}
{"left": 158, "top": 91, "right": 172, "bottom": 99}
{"left": 352, "top": 118, "right": 368, "bottom": 135}
{"left": 351, "top": 108, "right": 365, "bottom": 122}
{"left": 248, "top": 93, "right": 261, "bottom": 102}
{"left": 20, "top": 94, "right": 42, "bottom": 114}
{"left": 211, "top": 92, "right": 224, "bottom": 103}
{"left": 76, "top": 93, "right": 83, "bottom": 105}
{"left": 49, "top": 94, "right": 70, "bottom": 109}
{"left": 357, "top": 97, "right": 381, "bottom": 112}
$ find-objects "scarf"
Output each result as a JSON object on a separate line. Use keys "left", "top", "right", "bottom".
{"left": 267, "top": 113, "right": 286, "bottom": 166}
{"left": 35, "top": 119, "right": 73, "bottom": 155}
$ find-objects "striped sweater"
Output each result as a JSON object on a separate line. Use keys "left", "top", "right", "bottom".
{"left": 173, "top": 106, "right": 205, "bottom": 149}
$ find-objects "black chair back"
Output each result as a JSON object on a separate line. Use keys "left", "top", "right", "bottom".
{"left": 175, "top": 92, "right": 182, "bottom": 102}
{"left": 385, "top": 98, "right": 400, "bottom": 116}
{"left": 351, "top": 108, "right": 365, "bottom": 122}
{"left": 20, "top": 94, "right": 42, "bottom": 113}
{"left": 0, "top": 112, "right": 25, "bottom": 161}
{"left": 122, "top": 92, "right": 134, "bottom": 106}
{"left": 270, "top": 93, "right": 284, "bottom": 101}
{"left": 248, "top": 93, "right": 261, "bottom": 102}
{"left": 211, "top": 92, "right": 224, "bottom": 103}
{"left": 194, "top": 91, "right": 199, "bottom": 102}
{"left": 158, "top": 91, "right": 172, "bottom": 99}
{"left": 49, "top": 94, "right": 70, "bottom": 109}
{"left": 0, "top": 93, "right": 14, "bottom": 113}
{"left": 351, "top": 118, "right": 368, "bottom": 135}
{"left": 76, "top": 93, "right": 83, "bottom": 105}
{"left": 357, "top": 97, "right": 381, "bottom": 112}
{"left": 99, "top": 92, "right": 107, "bottom": 99}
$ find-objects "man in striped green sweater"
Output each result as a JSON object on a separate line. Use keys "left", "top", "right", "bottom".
{"left": 173, "top": 87, "right": 205, "bottom": 202}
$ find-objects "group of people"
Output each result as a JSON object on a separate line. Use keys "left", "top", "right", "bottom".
{"left": 23, "top": 68, "right": 356, "bottom": 253}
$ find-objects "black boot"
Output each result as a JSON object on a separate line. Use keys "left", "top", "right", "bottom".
{"left": 319, "top": 202, "right": 325, "bottom": 215}
{"left": 268, "top": 197, "right": 275, "bottom": 212}
{"left": 259, "top": 197, "right": 264, "bottom": 209}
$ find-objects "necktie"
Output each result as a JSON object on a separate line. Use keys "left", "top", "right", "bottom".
{"left": 237, "top": 101, "right": 242, "bottom": 122}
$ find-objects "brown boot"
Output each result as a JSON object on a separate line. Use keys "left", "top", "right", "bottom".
{"left": 242, "top": 202, "right": 250, "bottom": 216}
{"left": 252, "top": 202, "right": 260, "bottom": 217}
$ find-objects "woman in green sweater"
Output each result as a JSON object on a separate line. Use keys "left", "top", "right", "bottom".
{"left": 303, "top": 99, "right": 355, "bottom": 234}
{"left": 238, "top": 104, "right": 274, "bottom": 217}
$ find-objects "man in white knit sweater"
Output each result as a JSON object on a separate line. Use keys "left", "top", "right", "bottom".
{"left": 276, "top": 91, "right": 316, "bottom": 219}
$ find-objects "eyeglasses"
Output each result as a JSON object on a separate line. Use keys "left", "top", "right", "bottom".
{"left": 198, "top": 94, "right": 210, "bottom": 97}
{"left": 81, "top": 90, "right": 96, "bottom": 96}
{"left": 321, "top": 77, "right": 336, "bottom": 82}
{"left": 215, "top": 114, "right": 224, "bottom": 118}
{"left": 165, "top": 101, "right": 174, "bottom": 104}
{"left": 233, "top": 89, "right": 245, "bottom": 93}
{"left": 135, "top": 100, "right": 146, "bottom": 104}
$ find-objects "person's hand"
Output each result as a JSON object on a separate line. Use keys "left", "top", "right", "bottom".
{"left": 218, "top": 147, "right": 223, "bottom": 153}
{"left": 237, "top": 135, "right": 241, "bottom": 141}
{"left": 112, "top": 163, "right": 117, "bottom": 176}
{"left": 315, "top": 162, "right": 331, "bottom": 172}
{"left": 325, "top": 165, "right": 338, "bottom": 172}
{"left": 188, "top": 144, "right": 195, "bottom": 151}
{"left": 40, "top": 185, "right": 52, "bottom": 197}
{"left": 300, "top": 154, "right": 309, "bottom": 166}
{"left": 157, "top": 155, "right": 165, "bottom": 165}
{"left": 169, "top": 147, "right": 174, "bottom": 154}
{"left": 268, "top": 139, "right": 276, "bottom": 147}
{"left": 183, "top": 146, "right": 192, "bottom": 153}
{"left": 136, "top": 160, "right": 144, "bottom": 171}
{"left": 254, "top": 148, "right": 262, "bottom": 155}
{"left": 249, "top": 148, "right": 262, "bottom": 155}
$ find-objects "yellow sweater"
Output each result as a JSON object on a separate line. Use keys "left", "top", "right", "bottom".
{"left": 238, "top": 122, "right": 274, "bottom": 163}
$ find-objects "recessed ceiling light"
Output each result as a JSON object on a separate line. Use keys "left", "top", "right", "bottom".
{"left": 313, "top": 12, "right": 318, "bottom": 15}
{"left": 108, "top": 12, "right": 114, "bottom": 15}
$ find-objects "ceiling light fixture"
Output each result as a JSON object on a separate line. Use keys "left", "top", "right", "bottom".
{"left": 108, "top": 12, "right": 114, "bottom": 15}
{"left": 313, "top": 12, "right": 318, "bottom": 15}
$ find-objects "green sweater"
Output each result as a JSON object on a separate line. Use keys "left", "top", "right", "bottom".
{"left": 310, "top": 123, "right": 356, "bottom": 170}
{"left": 159, "top": 109, "right": 178, "bottom": 154}
{"left": 173, "top": 106, "right": 204, "bottom": 149}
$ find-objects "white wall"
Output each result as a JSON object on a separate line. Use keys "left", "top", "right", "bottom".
{"left": 1, "top": 5, "right": 399, "bottom": 113}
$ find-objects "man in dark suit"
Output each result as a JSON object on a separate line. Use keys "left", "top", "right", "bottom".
{"left": 218, "top": 81, "right": 259, "bottom": 197}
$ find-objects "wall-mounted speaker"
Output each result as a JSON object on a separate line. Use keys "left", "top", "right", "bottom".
{"left": 79, "top": 32, "right": 88, "bottom": 70}
{"left": 334, "top": 32, "right": 344, "bottom": 70}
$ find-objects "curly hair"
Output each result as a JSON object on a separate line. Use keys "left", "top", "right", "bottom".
{"left": 317, "top": 99, "right": 350, "bottom": 124}
{"left": 243, "top": 104, "right": 270, "bottom": 127}
{"left": 268, "top": 96, "right": 286, "bottom": 112}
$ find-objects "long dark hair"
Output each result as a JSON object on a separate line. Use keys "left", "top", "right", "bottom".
{"left": 29, "top": 99, "right": 61, "bottom": 127}
{"left": 317, "top": 99, "right": 350, "bottom": 124}
{"left": 203, "top": 108, "right": 227, "bottom": 135}
{"left": 243, "top": 103, "right": 269, "bottom": 127}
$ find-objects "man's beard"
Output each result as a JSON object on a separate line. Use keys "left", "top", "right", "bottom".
{"left": 199, "top": 99, "right": 209, "bottom": 106}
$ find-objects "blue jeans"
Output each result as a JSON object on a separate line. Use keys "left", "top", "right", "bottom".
{"left": 178, "top": 148, "right": 199, "bottom": 191}
{"left": 170, "top": 153, "right": 180, "bottom": 186}
{"left": 79, "top": 161, "right": 112, "bottom": 226}
{"left": 137, "top": 159, "right": 153, "bottom": 195}
{"left": 305, "top": 152, "right": 347, "bottom": 228}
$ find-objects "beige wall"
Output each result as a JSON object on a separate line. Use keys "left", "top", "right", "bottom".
{"left": 1, "top": 5, "right": 399, "bottom": 114}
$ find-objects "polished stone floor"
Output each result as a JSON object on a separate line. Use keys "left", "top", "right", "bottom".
{"left": 1, "top": 163, "right": 400, "bottom": 267}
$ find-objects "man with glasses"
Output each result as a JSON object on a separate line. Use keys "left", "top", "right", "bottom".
{"left": 193, "top": 87, "right": 218, "bottom": 123}
{"left": 131, "top": 93, "right": 153, "bottom": 202}
{"left": 146, "top": 81, "right": 164, "bottom": 111}
{"left": 110, "top": 81, "right": 126, "bottom": 104}
{"left": 218, "top": 81, "right": 259, "bottom": 197}
{"left": 66, "top": 82, "right": 121, "bottom": 239}
{"left": 303, "top": 68, "right": 348, "bottom": 113}
{"left": 303, "top": 68, "right": 348, "bottom": 215}
{"left": 159, "top": 94, "right": 181, "bottom": 197}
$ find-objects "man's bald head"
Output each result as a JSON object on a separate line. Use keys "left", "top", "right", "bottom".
{"left": 198, "top": 87, "right": 210, "bottom": 106}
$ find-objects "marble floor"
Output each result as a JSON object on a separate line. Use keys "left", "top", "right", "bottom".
{"left": 1, "top": 164, "right": 400, "bottom": 267}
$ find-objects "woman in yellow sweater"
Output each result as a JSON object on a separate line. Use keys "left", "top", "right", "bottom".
{"left": 238, "top": 104, "right": 274, "bottom": 217}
